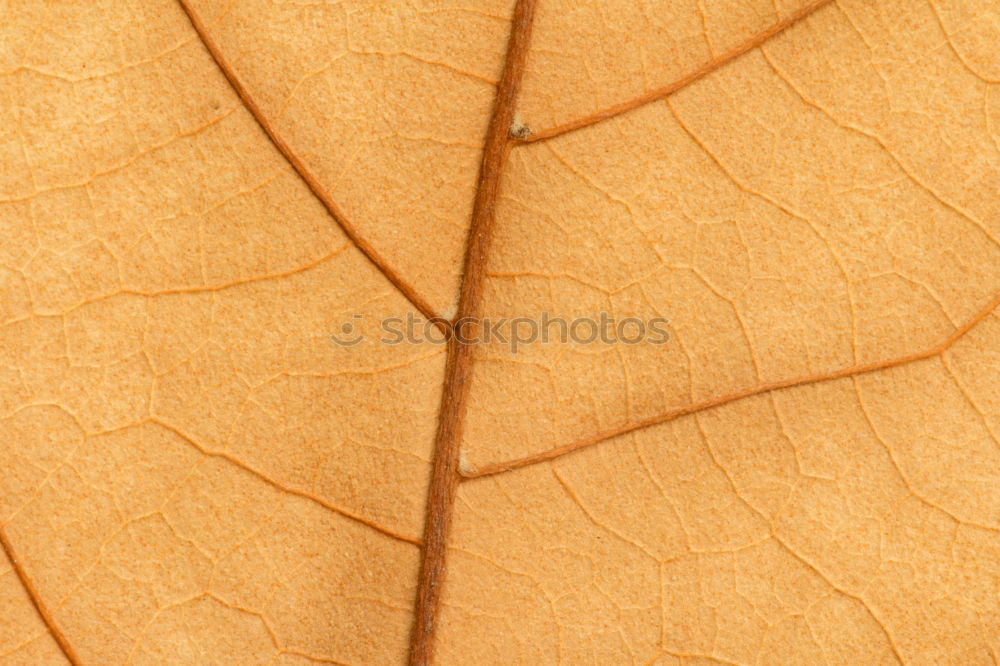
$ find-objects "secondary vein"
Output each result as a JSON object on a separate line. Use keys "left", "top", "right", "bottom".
{"left": 516, "top": 0, "right": 834, "bottom": 145}
{"left": 0, "top": 526, "right": 82, "bottom": 665}
{"left": 466, "top": 291, "right": 1000, "bottom": 479}
{"left": 177, "top": 0, "right": 443, "bottom": 324}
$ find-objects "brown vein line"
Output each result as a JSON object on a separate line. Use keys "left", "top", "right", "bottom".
{"left": 0, "top": 527, "right": 82, "bottom": 665}
{"left": 466, "top": 290, "right": 1000, "bottom": 479}
{"left": 176, "top": 0, "right": 443, "bottom": 324}
{"left": 147, "top": 417, "right": 422, "bottom": 547}
{"left": 517, "top": 0, "right": 834, "bottom": 145}
{"left": 408, "top": 0, "right": 538, "bottom": 663}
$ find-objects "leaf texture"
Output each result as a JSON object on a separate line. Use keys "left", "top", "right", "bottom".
{"left": 2, "top": 0, "right": 1000, "bottom": 664}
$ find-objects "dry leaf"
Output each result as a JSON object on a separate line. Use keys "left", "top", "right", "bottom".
{"left": 2, "top": 0, "right": 1000, "bottom": 664}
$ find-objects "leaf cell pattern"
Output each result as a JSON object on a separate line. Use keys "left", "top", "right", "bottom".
{"left": 1, "top": 0, "right": 999, "bottom": 664}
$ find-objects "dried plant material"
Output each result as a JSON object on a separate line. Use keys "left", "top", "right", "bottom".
{"left": 2, "top": 0, "right": 1000, "bottom": 664}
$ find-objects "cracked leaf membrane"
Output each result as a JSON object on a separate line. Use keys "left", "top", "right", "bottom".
{"left": 3, "top": 0, "right": 1000, "bottom": 663}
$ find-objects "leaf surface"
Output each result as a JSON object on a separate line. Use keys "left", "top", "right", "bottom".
{"left": 2, "top": 0, "right": 1000, "bottom": 664}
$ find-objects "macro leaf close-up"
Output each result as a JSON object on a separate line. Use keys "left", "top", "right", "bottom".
{"left": 2, "top": 0, "right": 1000, "bottom": 663}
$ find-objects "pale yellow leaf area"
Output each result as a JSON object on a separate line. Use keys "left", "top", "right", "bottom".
{"left": 1, "top": 0, "right": 999, "bottom": 664}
